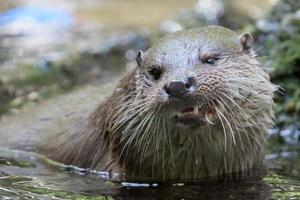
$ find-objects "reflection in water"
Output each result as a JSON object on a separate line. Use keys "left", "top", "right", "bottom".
{"left": 0, "top": 157, "right": 270, "bottom": 199}
{"left": 115, "top": 179, "right": 270, "bottom": 200}
{"left": 0, "top": 147, "right": 299, "bottom": 199}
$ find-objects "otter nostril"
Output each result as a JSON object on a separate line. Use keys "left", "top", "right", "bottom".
{"left": 164, "top": 85, "right": 171, "bottom": 95}
{"left": 164, "top": 81, "right": 188, "bottom": 98}
{"left": 186, "top": 77, "right": 197, "bottom": 89}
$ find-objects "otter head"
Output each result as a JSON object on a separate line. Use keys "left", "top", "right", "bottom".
{"left": 134, "top": 26, "right": 272, "bottom": 130}
{"left": 111, "top": 26, "right": 276, "bottom": 180}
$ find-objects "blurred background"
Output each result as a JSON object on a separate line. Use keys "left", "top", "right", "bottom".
{"left": 1, "top": 0, "right": 299, "bottom": 142}
{"left": 0, "top": 0, "right": 299, "bottom": 199}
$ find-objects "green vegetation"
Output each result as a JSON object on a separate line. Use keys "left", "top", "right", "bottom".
{"left": 18, "top": 186, "right": 113, "bottom": 200}
{"left": 270, "top": 34, "right": 300, "bottom": 117}
{"left": 264, "top": 173, "right": 300, "bottom": 200}
{"left": 0, "top": 51, "right": 109, "bottom": 116}
{"left": 252, "top": 0, "right": 300, "bottom": 123}
{"left": 0, "top": 157, "right": 36, "bottom": 168}
{"left": 0, "top": 63, "right": 74, "bottom": 116}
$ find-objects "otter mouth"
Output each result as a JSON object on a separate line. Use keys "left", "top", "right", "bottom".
{"left": 173, "top": 104, "right": 217, "bottom": 128}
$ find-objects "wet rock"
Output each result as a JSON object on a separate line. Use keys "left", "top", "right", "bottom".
{"left": 27, "top": 92, "right": 40, "bottom": 102}
{"left": 0, "top": 36, "right": 149, "bottom": 116}
{"left": 11, "top": 97, "right": 24, "bottom": 107}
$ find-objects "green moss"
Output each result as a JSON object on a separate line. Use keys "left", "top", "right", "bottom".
{"left": 270, "top": 192, "right": 300, "bottom": 200}
{"left": 270, "top": 35, "right": 300, "bottom": 117}
{"left": 271, "top": 35, "right": 300, "bottom": 79}
{"left": 0, "top": 46, "right": 126, "bottom": 117}
{"left": 0, "top": 63, "right": 75, "bottom": 117}
{"left": 0, "top": 176, "right": 33, "bottom": 186}
{"left": 0, "top": 104, "right": 11, "bottom": 116}
{"left": 264, "top": 173, "right": 300, "bottom": 200}
{"left": 263, "top": 174, "right": 287, "bottom": 184}
{"left": 20, "top": 186, "right": 113, "bottom": 200}
{"left": 0, "top": 157, "right": 35, "bottom": 168}
{"left": 251, "top": 1, "right": 300, "bottom": 123}
{"left": 11, "top": 67, "right": 64, "bottom": 88}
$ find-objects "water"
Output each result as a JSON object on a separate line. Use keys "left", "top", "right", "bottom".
{"left": 0, "top": 145, "right": 299, "bottom": 200}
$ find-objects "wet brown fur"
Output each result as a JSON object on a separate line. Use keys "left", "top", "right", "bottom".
{"left": 43, "top": 26, "right": 276, "bottom": 181}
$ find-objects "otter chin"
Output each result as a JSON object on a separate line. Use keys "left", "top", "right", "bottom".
{"left": 42, "top": 25, "right": 277, "bottom": 182}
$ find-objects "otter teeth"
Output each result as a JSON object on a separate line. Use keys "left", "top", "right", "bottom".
{"left": 205, "top": 112, "right": 214, "bottom": 125}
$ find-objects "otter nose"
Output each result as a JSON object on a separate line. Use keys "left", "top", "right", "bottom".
{"left": 164, "top": 77, "right": 196, "bottom": 98}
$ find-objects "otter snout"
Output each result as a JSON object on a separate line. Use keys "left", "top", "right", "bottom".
{"left": 164, "top": 77, "right": 196, "bottom": 98}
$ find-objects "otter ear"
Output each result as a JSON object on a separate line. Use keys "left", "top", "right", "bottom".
{"left": 136, "top": 50, "right": 144, "bottom": 67}
{"left": 239, "top": 33, "right": 253, "bottom": 53}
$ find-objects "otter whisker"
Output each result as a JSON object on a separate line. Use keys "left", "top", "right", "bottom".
{"left": 210, "top": 100, "right": 228, "bottom": 151}
{"left": 164, "top": 117, "right": 175, "bottom": 168}
{"left": 113, "top": 104, "right": 149, "bottom": 133}
{"left": 121, "top": 96, "right": 158, "bottom": 163}
{"left": 217, "top": 96, "right": 246, "bottom": 151}
{"left": 137, "top": 110, "right": 156, "bottom": 153}
{"left": 219, "top": 91, "right": 267, "bottom": 147}
{"left": 221, "top": 88, "right": 268, "bottom": 137}
{"left": 214, "top": 102, "right": 237, "bottom": 146}
{"left": 112, "top": 103, "right": 148, "bottom": 124}
{"left": 140, "top": 113, "right": 161, "bottom": 167}
{"left": 114, "top": 100, "right": 149, "bottom": 125}
{"left": 223, "top": 86, "right": 266, "bottom": 114}
{"left": 162, "top": 121, "right": 167, "bottom": 181}
{"left": 219, "top": 96, "right": 252, "bottom": 148}
{"left": 123, "top": 109, "right": 152, "bottom": 144}
{"left": 137, "top": 111, "right": 157, "bottom": 172}
{"left": 118, "top": 109, "right": 151, "bottom": 157}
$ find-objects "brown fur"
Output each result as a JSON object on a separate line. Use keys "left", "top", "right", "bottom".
{"left": 43, "top": 26, "right": 276, "bottom": 181}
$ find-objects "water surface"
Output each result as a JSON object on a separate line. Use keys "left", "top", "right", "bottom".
{"left": 0, "top": 145, "right": 299, "bottom": 200}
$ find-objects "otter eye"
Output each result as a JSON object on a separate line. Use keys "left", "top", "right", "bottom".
{"left": 148, "top": 66, "right": 162, "bottom": 80}
{"left": 203, "top": 57, "right": 218, "bottom": 65}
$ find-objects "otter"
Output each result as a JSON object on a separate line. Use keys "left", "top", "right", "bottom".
{"left": 3, "top": 26, "right": 277, "bottom": 182}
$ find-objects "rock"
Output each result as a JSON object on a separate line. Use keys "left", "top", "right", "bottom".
{"left": 160, "top": 20, "right": 183, "bottom": 33}
{"left": 27, "top": 92, "right": 40, "bottom": 102}
{"left": 11, "top": 97, "right": 24, "bottom": 107}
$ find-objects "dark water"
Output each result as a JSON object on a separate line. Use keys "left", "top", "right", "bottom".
{"left": 0, "top": 144, "right": 299, "bottom": 200}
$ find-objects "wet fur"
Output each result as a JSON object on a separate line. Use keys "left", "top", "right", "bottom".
{"left": 44, "top": 26, "right": 276, "bottom": 181}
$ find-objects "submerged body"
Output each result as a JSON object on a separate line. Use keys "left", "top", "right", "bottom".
{"left": 3, "top": 26, "right": 277, "bottom": 181}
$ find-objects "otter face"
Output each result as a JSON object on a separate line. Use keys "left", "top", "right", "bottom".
{"left": 110, "top": 26, "right": 276, "bottom": 180}
{"left": 135, "top": 26, "right": 274, "bottom": 130}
